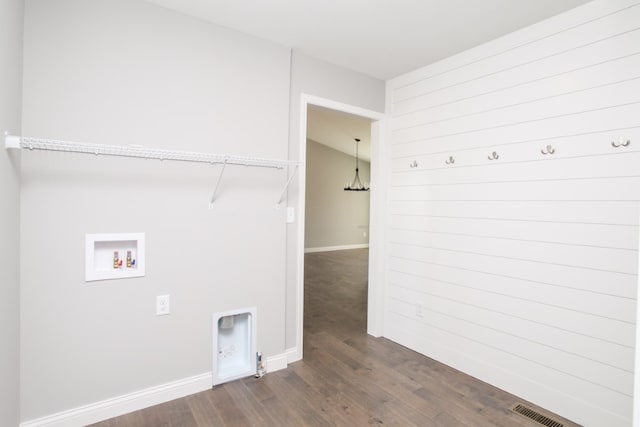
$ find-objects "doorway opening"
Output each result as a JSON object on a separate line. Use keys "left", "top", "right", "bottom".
{"left": 305, "top": 105, "right": 372, "bottom": 254}
{"left": 304, "top": 106, "right": 373, "bottom": 339}
{"left": 294, "top": 95, "right": 385, "bottom": 360}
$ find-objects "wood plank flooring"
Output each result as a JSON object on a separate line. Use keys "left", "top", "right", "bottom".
{"left": 91, "top": 249, "right": 580, "bottom": 427}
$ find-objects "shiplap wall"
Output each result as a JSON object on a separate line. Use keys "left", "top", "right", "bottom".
{"left": 385, "top": 1, "right": 640, "bottom": 425}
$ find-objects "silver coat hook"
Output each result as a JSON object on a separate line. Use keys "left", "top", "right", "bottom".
{"left": 487, "top": 151, "right": 499, "bottom": 160}
{"left": 612, "top": 138, "right": 631, "bottom": 148}
{"left": 541, "top": 145, "right": 555, "bottom": 155}
{"left": 445, "top": 156, "right": 455, "bottom": 165}
{"left": 409, "top": 160, "right": 418, "bottom": 168}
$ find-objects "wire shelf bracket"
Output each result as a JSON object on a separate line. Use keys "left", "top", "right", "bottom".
{"left": 5, "top": 134, "right": 302, "bottom": 207}
{"left": 276, "top": 166, "right": 300, "bottom": 207}
{"left": 208, "top": 158, "right": 229, "bottom": 209}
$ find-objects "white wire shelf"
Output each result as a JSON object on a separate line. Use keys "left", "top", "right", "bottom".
{"left": 5, "top": 134, "right": 302, "bottom": 207}
{"left": 5, "top": 135, "right": 300, "bottom": 169}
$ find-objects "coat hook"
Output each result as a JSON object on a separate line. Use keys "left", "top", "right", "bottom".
{"left": 612, "top": 138, "right": 631, "bottom": 148}
{"left": 541, "top": 144, "right": 555, "bottom": 155}
{"left": 445, "top": 156, "right": 455, "bottom": 165}
{"left": 487, "top": 151, "right": 499, "bottom": 160}
{"left": 409, "top": 160, "right": 418, "bottom": 168}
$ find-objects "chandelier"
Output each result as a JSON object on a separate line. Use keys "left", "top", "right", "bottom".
{"left": 344, "top": 138, "right": 369, "bottom": 191}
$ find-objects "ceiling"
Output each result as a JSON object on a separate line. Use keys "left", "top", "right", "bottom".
{"left": 307, "top": 106, "right": 372, "bottom": 161}
{"left": 142, "top": 0, "right": 591, "bottom": 80}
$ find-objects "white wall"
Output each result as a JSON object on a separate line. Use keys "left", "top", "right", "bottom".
{"left": 304, "top": 139, "right": 370, "bottom": 250}
{"left": 285, "top": 52, "right": 385, "bottom": 348}
{"left": 20, "top": 0, "right": 291, "bottom": 421}
{"left": 0, "top": 0, "right": 23, "bottom": 425}
{"left": 384, "top": 1, "right": 639, "bottom": 425}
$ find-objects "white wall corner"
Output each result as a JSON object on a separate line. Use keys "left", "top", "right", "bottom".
{"left": 366, "top": 117, "right": 388, "bottom": 338}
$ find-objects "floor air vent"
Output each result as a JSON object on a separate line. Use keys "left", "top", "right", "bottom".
{"left": 512, "top": 404, "right": 564, "bottom": 427}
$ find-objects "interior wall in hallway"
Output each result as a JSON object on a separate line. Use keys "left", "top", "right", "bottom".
{"left": 305, "top": 139, "right": 370, "bottom": 251}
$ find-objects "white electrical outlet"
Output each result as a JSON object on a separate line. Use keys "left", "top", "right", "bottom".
{"left": 156, "top": 295, "right": 170, "bottom": 316}
{"left": 416, "top": 302, "right": 423, "bottom": 318}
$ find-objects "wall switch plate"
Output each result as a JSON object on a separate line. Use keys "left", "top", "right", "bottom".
{"left": 156, "top": 295, "right": 170, "bottom": 316}
{"left": 286, "top": 207, "right": 295, "bottom": 223}
{"left": 416, "top": 302, "right": 424, "bottom": 318}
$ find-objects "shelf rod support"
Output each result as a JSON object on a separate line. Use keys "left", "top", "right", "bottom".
{"left": 209, "top": 159, "right": 229, "bottom": 208}
{"left": 277, "top": 165, "right": 299, "bottom": 206}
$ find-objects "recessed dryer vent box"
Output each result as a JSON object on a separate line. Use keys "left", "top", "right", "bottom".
{"left": 212, "top": 307, "right": 257, "bottom": 386}
{"left": 85, "top": 233, "right": 145, "bottom": 282}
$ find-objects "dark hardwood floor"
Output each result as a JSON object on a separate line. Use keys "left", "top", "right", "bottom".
{"left": 91, "top": 249, "right": 580, "bottom": 426}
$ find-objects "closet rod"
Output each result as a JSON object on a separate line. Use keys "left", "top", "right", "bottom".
{"left": 4, "top": 135, "right": 301, "bottom": 169}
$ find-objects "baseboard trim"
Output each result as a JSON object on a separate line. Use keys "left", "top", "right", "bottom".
{"left": 20, "top": 372, "right": 212, "bottom": 427}
{"left": 285, "top": 346, "right": 301, "bottom": 364}
{"left": 284, "top": 347, "right": 302, "bottom": 363}
{"left": 266, "top": 353, "right": 286, "bottom": 372}
{"left": 265, "top": 348, "right": 298, "bottom": 373}
{"left": 304, "top": 244, "right": 369, "bottom": 253}
{"left": 21, "top": 351, "right": 292, "bottom": 427}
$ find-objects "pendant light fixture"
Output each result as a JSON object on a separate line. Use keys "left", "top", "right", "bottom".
{"left": 344, "top": 138, "right": 369, "bottom": 191}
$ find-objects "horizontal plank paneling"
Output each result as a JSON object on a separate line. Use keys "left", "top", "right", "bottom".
{"left": 389, "top": 251, "right": 637, "bottom": 301}
{"left": 384, "top": 1, "right": 639, "bottom": 425}
{"left": 388, "top": 252, "right": 636, "bottom": 323}
{"left": 394, "top": 36, "right": 640, "bottom": 119}
{"left": 391, "top": 176, "right": 640, "bottom": 202}
{"left": 390, "top": 232, "right": 637, "bottom": 274}
{"left": 392, "top": 53, "right": 640, "bottom": 129}
{"left": 394, "top": 103, "right": 640, "bottom": 150}
{"left": 387, "top": 290, "right": 633, "bottom": 395}
{"left": 393, "top": 9, "right": 640, "bottom": 106}
{"left": 389, "top": 200, "right": 640, "bottom": 225}
{"left": 395, "top": 78, "right": 640, "bottom": 142}
{"left": 389, "top": 215, "right": 636, "bottom": 249}
{"left": 386, "top": 279, "right": 635, "bottom": 369}
{"left": 385, "top": 312, "right": 633, "bottom": 421}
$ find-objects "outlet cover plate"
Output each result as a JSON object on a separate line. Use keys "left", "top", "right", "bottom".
{"left": 286, "top": 207, "right": 295, "bottom": 223}
{"left": 157, "top": 295, "right": 170, "bottom": 316}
